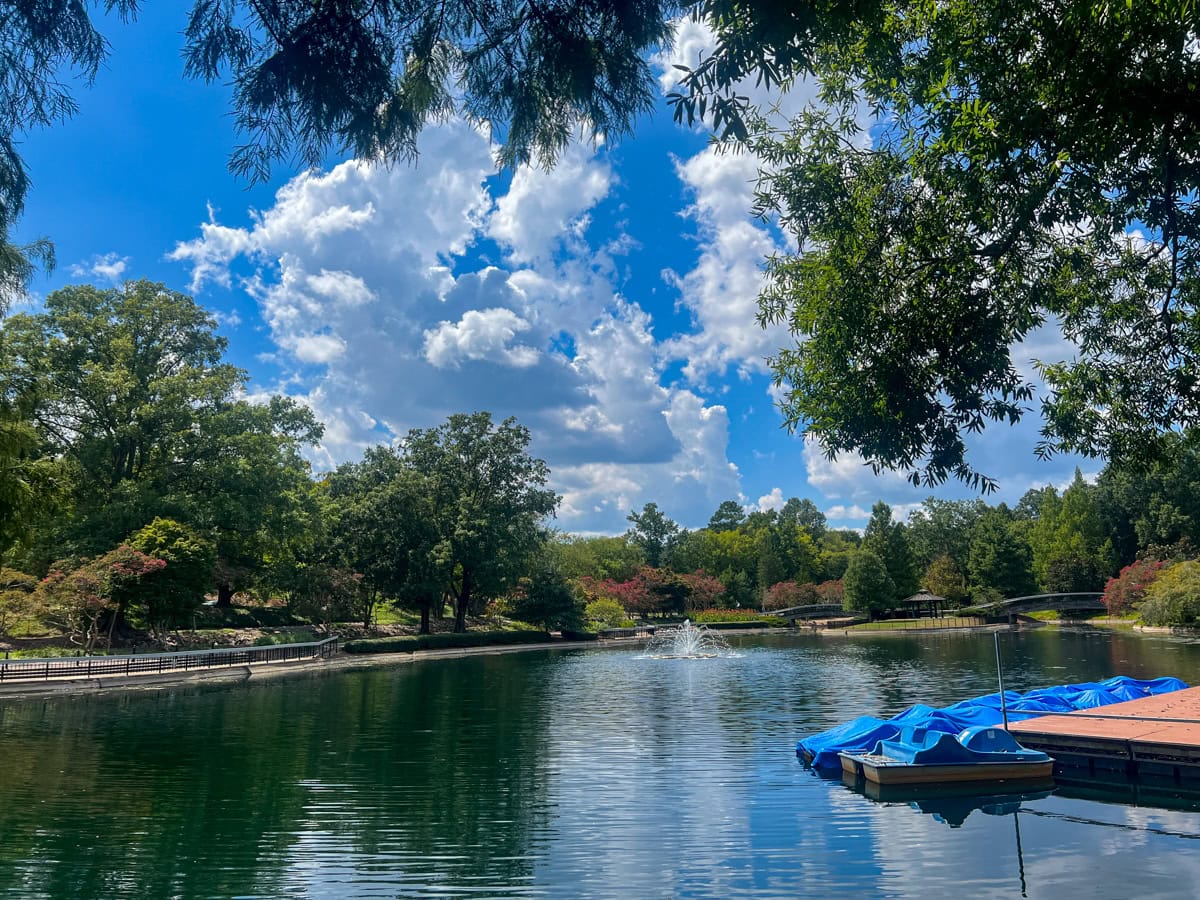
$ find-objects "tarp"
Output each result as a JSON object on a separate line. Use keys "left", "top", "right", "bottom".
{"left": 797, "top": 676, "right": 1189, "bottom": 770}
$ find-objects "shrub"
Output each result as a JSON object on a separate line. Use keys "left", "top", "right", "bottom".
{"left": 691, "top": 608, "right": 762, "bottom": 623}
{"left": 700, "top": 618, "right": 787, "bottom": 630}
{"left": 0, "top": 568, "right": 38, "bottom": 637}
{"left": 762, "top": 581, "right": 819, "bottom": 611}
{"left": 1139, "top": 562, "right": 1200, "bottom": 627}
{"left": 343, "top": 630, "right": 552, "bottom": 654}
{"left": 585, "top": 597, "right": 627, "bottom": 629}
{"left": 815, "top": 579, "right": 845, "bottom": 606}
{"left": 1103, "top": 559, "right": 1167, "bottom": 616}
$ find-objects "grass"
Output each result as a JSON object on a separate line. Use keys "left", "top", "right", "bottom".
{"left": 1027, "top": 610, "right": 1117, "bottom": 622}
{"left": 1, "top": 646, "right": 117, "bottom": 659}
{"left": 371, "top": 606, "right": 423, "bottom": 627}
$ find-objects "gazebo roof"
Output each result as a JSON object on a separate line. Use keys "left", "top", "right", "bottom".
{"left": 901, "top": 590, "right": 945, "bottom": 604}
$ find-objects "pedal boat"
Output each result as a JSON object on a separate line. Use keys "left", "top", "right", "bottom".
{"left": 839, "top": 725, "right": 1054, "bottom": 786}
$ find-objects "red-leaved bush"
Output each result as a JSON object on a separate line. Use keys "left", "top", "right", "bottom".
{"left": 1103, "top": 559, "right": 1167, "bottom": 616}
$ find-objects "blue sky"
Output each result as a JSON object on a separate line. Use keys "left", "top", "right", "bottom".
{"left": 15, "top": 9, "right": 1090, "bottom": 535}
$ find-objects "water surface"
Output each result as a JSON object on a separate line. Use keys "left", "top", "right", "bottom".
{"left": 2, "top": 627, "right": 1200, "bottom": 898}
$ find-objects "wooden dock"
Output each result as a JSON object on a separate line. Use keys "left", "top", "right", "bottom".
{"left": 1010, "top": 686, "right": 1200, "bottom": 781}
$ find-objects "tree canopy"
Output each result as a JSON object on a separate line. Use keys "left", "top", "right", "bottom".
{"left": 743, "top": 0, "right": 1200, "bottom": 488}
{"left": 7, "top": 1, "right": 1200, "bottom": 487}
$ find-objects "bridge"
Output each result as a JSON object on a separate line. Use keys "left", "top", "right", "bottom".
{"left": 961, "top": 592, "right": 1105, "bottom": 617}
{"left": 764, "top": 604, "right": 847, "bottom": 622}
{"left": 767, "top": 592, "right": 1106, "bottom": 624}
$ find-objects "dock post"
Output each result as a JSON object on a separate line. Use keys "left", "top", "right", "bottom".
{"left": 995, "top": 631, "right": 1009, "bottom": 730}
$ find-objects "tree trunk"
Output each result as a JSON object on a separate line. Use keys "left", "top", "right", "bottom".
{"left": 216, "top": 583, "right": 234, "bottom": 608}
{"left": 420, "top": 602, "right": 431, "bottom": 635}
{"left": 454, "top": 570, "right": 471, "bottom": 633}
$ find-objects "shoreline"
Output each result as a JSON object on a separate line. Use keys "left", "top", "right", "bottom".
{"left": 5, "top": 619, "right": 1193, "bottom": 700}
{"left": 0, "top": 637, "right": 643, "bottom": 700}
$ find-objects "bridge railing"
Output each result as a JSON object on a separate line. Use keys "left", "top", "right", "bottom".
{"left": 961, "top": 592, "right": 1105, "bottom": 616}
{"left": 0, "top": 637, "right": 339, "bottom": 683}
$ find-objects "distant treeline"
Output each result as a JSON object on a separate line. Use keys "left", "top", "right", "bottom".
{"left": 3, "top": 280, "right": 1200, "bottom": 651}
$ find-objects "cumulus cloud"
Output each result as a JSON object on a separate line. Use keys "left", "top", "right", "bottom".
{"left": 69, "top": 252, "right": 129, "bottom": 283}
{"left": 487, "top": 141, "right": 613, "bottom": 264}
{"left": 757, "top": 487, "right": 785, "bottom": 512}
{"left": 171, "top": 120, "right": 745, "bottom": 534}
{"left": 423, "top": 308, "right": 540, "bottom": 369}
{"left": 661, "top": 147, "right": 789, "bottom": 383}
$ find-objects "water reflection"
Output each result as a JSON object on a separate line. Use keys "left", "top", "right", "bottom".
{"left": 1, "top": 630, "right": 1200, "bottom": 897}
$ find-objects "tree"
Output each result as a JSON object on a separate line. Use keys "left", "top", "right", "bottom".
{"left": 906, "top": 498, "right": 988, "bottom": 574}
{"left": 36, "top": 546, "right": 165, "bottom": 650}
{"left": 0, "top": 281, "right": 323, "bottom": 588}
{"left": 762, "top": 580, "right": 819, "bottom": 612}
{"left": 1140, "top": 562, "right": 1200, "bottom": 627}
{"left": 1043, "top": 554, "right": 1104, "bottom": 595}
{"left": 405, "top": 412, "right": 558, "bottom": 632}
{"left": 584, "top": 597, "right": 627, "bottom": 629}
{"left": 843, "top": 550, "right": 893, "bottom": 618}
{"left": 36, "top": 561, "right": 113, "bottom": 653}
{"left": 967, "top": 508, "right": 1036, "bottom": 599}
{"left": 678, "top": 0, "right": 1200, "bottom": 487}
{"left": 678, "top": 570, "right": 726, "bottom": 611}
{"left": 506, "top": 567, "right": 584, "bottom": 632}
{"left": 169, "top": 396, "right": 323, "bottom": 607}
{"left": 128, "top": 518, "right": 216, "bottom": 632}
{"left": 637, "top": 566, "right": 689, "bottom": 618}
{"left": 1026, "top": 472, "right": 1114, "bottom": 590}
{"left": 861, "top": 501, "right": 916, "bottom": 600}
{"left": 547, "top": 534, "right": 644, "bottom": 583}
{"left": 923, "top": 555, "right": 969, "bottom": 608}
{"left": 324, "top": 447, "right": 444, "bottom": 632}
{"left": 707, "top": 499, "right": 745, "bottom": 532}
{"left": 778, "top": 497, "right": 826, "bottom": 540}
{"left": 626, "top": 502, "right": 680, "bottom": 569}
{"left": 817, "top": 529, "right": 859, "bottom": 581}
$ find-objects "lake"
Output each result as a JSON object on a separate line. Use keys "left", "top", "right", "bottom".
{"left": 2, "top": 627, "right": 1200, "bottom": 898}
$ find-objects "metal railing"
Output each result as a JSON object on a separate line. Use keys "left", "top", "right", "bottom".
{"left": 0, "top": 637, "right": 339, "bottom": 683}
{"left": 854, "top": 616, "right": 987, "bottom": 631}
{"left": 598, "top": 626, "right": 657, "bottom": 639}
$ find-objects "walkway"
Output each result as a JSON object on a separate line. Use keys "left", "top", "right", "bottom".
{"left": 1012, "top": 687, "right": 1200, "bottom": 776}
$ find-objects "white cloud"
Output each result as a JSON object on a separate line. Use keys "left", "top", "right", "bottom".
{"left": 825, "top": 504, "right": 871, "bottom": 522}
{"left": 171, "top": 120, "right": 746, "bottom": 534}
{"left": 661, "top": 146, "right": 789, "bottom": 383}
{"left": 69, "top": 252, "right": 129, "bottom": 283}
{"left": 292, "top": 333, "right": 347, "bottom": 364}
{"left": 757, "top": 487, "right": 785, "bottom": 512}
{"left": 423, "top": 308, "right": 540, "bottom": 369}
{"left": 487, "top": 141, "right": 613, "bottom": 264}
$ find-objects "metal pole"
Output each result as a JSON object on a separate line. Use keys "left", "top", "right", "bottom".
{"left": 995, "top": 630, "right": 1009, "bottom": 730}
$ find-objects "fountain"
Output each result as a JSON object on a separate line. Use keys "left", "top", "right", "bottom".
{"left": 639, "top": 620, "right": 736, "bottom": 659}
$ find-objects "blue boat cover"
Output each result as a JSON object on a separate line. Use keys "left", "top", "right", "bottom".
{"left": 869, "top": 725, "right": 1051, "bottom": 766}
{"left": 798, "top": 675, "right": 1188, "bottom": 770}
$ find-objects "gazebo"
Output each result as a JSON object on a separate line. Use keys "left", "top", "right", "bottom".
{"left": 898, "top": 590, "right": 945, "bottom": 618}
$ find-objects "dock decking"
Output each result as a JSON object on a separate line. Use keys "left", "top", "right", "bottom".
{"left": 1010, "top": 686, "right": 1200, "bottom": 779}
